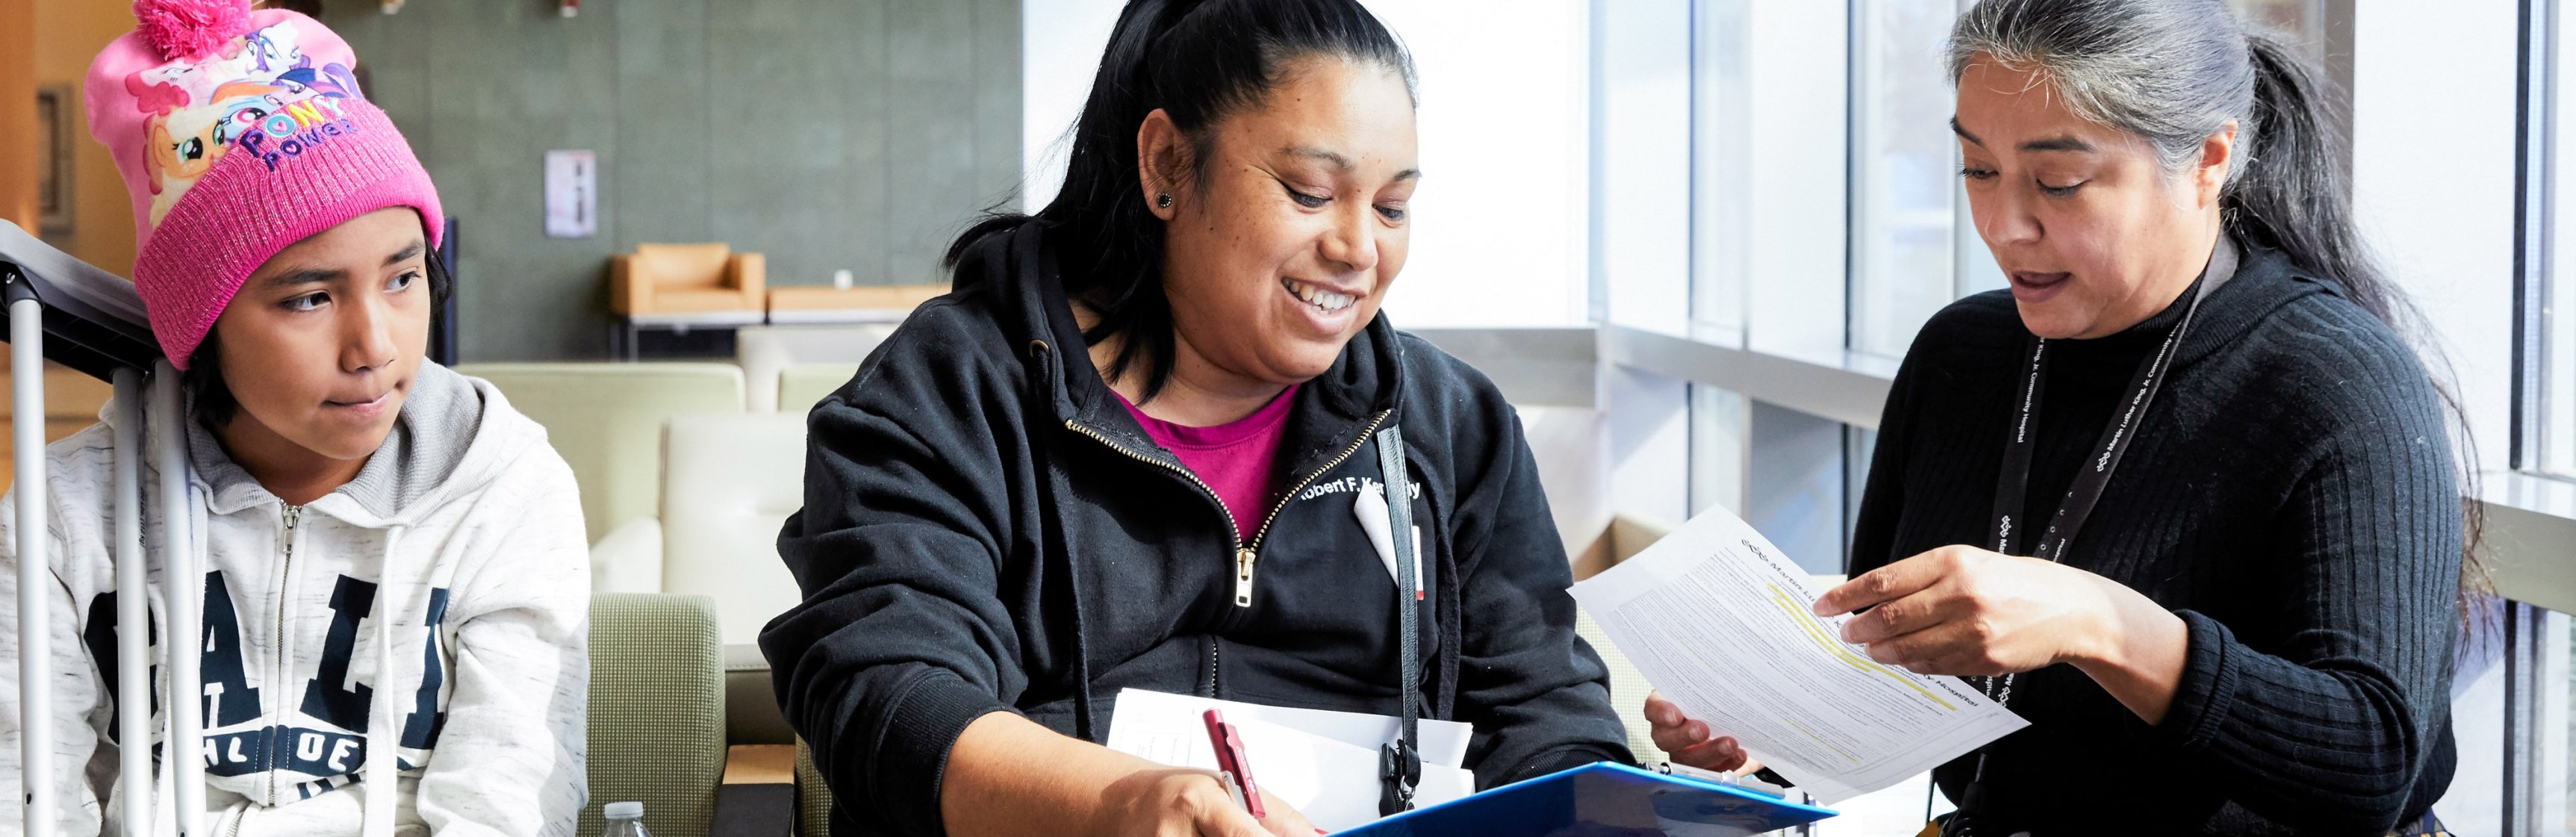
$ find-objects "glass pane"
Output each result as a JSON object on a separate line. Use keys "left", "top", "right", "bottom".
{"left": 2554, "top": 609, "right": 2574, "bottom": 835}
{"left": 1849, "top": 0, "right": 1960, "bottom": 361}
{"left": 1596, "top": 0, "right": 1696, "bottom": 336}
{"left": 2448, "top": 604, "right": 2572, "bottom": 833}
{"left": 2548, "top": 0, "right": 2576, "bottom": 476}
{"left": 2447, "top": 610, "right": 2509, "bottom": 833}
{"left": 1690, "top": 0, "right": 1752, "bottom": 346}
{"left": 2555, "top": 259, "right": 2575, "bottom": 475}
{"left": 1687, "top": 383, "right": 1750, "bottom": 518}
{"left": 2230, "top": 0, "right": 2327, "bottom": 58}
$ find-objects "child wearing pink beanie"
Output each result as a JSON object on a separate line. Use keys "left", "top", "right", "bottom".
{"left": 89, "top": 0, "right": 441, "bottom": 367}
{"left": 0, "top": 2, "right": 590, "bottom": 836}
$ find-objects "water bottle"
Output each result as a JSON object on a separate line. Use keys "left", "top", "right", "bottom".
{"left": 603, "top": 801, "right": 649, "bottom": 837}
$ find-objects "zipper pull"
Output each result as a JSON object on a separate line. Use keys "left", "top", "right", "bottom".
{"left": 1233, "top": 547, "right": 1257, "bottom": 608}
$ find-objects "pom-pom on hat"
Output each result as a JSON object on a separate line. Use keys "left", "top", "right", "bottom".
{"left": 85, "top": 0, "right": 441, "bottom": 369}
{"left": 134, "top": 0, "right": 252, "bottom": 63}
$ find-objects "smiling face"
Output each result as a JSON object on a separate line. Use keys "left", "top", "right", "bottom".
{"left": 1142, "top": 56, "right": 1419, "bottom": 388}
{"left": 1955, "top": 55, "right": 2236, "bottom": 339}
{"left": 211, "top": 207, "right": 432, "bottom": 467}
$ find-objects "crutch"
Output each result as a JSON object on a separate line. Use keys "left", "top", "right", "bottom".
{"left": 1, "top": 223, "right": 187, "bottom": 836}
{"left": 157, "top": 358, "right": 199, "bottom": 837}
{"left": 7, "top": 264, "right": 55, "bottom": 836}
{"left": 17, "top": 264, "right": 170, "bottom": 837}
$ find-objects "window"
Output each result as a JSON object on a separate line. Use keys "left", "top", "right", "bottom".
{"left": 2544, "top": 0, "right": 2576, "bottom": 476}
{"left": 1849, "top": 0, "right": 1964, "bottom": 363}
{"left": 2233, "top": 0, "right": 2328, "bottom": 57}
{"left": 1689, "top": 0, "right": 1752, "bottom": 346}
{"left": 2563, "top": 609, "right": 2576, "bottom": 835}
{"left": 2517, "top": 0, "right": 2576, "bottom": 825}
{"left": 2545, "top": 244, "right": 2575, "bottom": 479}
{"left": 2419, "top": 600, "right": 2576, "bottom": 836}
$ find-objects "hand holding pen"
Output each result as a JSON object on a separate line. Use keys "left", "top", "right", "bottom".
{"left": 1203, "top": 709, "right": 1328, "bottom": 836}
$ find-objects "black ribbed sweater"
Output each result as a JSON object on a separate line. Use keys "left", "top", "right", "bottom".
{"left": 1849, "top": 243, "right": 2463, "bottom": 835}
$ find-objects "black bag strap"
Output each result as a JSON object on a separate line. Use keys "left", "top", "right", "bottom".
{"left": 1375, "top": 425, "right": 1422, "bottom": 817}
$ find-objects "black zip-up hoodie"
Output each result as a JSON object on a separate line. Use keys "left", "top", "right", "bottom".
{"left": 762, "top": 223, "right": 1633, "bottom": 836}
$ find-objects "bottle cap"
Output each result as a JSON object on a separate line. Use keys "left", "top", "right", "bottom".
{"left": 605, "top": 801, "right": 644, "bottom": 820}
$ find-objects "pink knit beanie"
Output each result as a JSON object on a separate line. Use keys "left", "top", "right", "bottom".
{"left": 85, "top": 0, "right": 442, "bottom": 370}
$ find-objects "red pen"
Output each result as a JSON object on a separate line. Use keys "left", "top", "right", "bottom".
{"left": 1202, "top": 709, "right": 1266, "bottom": 819}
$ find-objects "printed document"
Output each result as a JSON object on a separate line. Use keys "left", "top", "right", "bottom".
{"left": 1106, "top": 688, "right": 1475, "bottom": 831}
{"left": 1567, "top": 507, "right": 2028, "bottom": 803}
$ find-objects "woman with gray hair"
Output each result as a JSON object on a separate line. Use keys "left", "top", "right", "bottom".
{"left": 1646, "top": 1, "right": 2471, "bottom": 834}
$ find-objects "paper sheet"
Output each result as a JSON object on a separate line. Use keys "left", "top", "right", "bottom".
{"left": 1567, "top": 507, "right": 2028, "bottom": 804}
{"left": 1106, "top": 688, "right": 1476, "bottom": 831}
{"left": 1109, "top": 688, "right": 1474, "bottom": 768}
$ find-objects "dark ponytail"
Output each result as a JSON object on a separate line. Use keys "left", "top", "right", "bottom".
{"left": 2229, "top": 31, "right": 2392, "bottom": 320}
{"left": 1948, "top": 0, "right": 2489, "bottom": 619}
{"left": 2233, "top": 28, "right": 2492, "bottom": 617}
{"left": 944, "top": 0, "right": 1413, "bottom": 402}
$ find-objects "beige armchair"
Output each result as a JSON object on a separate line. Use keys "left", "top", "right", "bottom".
{"left": 612, "top": 243, "right": 767, "bottom": 315}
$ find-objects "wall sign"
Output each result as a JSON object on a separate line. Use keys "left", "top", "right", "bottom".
{"left": 544, "top": 149, "right": 596, "bottom": 239}
{"left": 37, "top": 85, "right": 74, "bottom": 236}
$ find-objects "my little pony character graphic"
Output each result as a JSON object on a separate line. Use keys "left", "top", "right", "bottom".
{"left": 143, "top": 111, "right": 220, "bottom": 202}
{"left": 125, "top": 17, "right": 364, "bottom": 225}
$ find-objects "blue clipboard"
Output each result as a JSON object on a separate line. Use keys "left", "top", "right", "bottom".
{"left": 1336, "top": 762, "right": 1836, "bottom": 837}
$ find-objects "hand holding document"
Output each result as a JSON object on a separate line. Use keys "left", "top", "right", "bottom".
{"left": 1568, "top": 507, "right": 2028, "bottom": 804}
{"left": 1106, "top": 688, "right": 1477, "bottom": 832}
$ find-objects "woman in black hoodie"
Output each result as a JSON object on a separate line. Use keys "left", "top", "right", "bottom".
{"left": 761, "top": 2, "right": 1632, "bottom": 836}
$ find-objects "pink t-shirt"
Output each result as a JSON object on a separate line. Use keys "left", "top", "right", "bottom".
{"left": 1115, "top": 385, "right": 1301, "bottom": 540}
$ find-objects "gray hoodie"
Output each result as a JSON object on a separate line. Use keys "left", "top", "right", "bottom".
{"left": 0, "top": 361, "right": 589, "bottom": 837}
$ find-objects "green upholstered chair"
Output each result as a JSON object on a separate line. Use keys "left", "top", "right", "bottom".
{"left": 775, "top": 363, "right": 861, "bottom": 417}
{"left": 586, "top": 593, "right": 727, "bottom": 837}
{"left": 457, "top": 362, "right": 745, "bottom": 544}
{"left": 735, "top": 325, "right": 894, "bottom": 412}
{"left": 795, "top": 741, "right": 833, "bottom": 837}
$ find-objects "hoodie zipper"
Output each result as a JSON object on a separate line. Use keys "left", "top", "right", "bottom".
{"left": 1063, "top": 420, "right": 1247, "bottom": 585}
{"left": 1243, "top": 409, "right": 1392, "bottom": 570}
{"left": 1068, "top": 409, "right": 1391, "bottom": 698}
{"left": 268, "top": 503, "right": 302, "bottom": 806}
{"left": 1064, "top": 408, "right": 1390, "bottom": 609}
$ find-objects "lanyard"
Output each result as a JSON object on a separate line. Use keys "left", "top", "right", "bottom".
{"left": 1988, "top": 240, "right": 2236, "bottom": 568}
{"left": 1987, "top": 269, "right": 2215, "bottom": 568}
{"left": 1945, "top": 242, "right": 2236, "bottom": 837}
{"left": 1375, "top": 426, "right": 1423, "bottom": 817}
{"left": 1980, "top": 240, "right": 2233, "bottom": 700}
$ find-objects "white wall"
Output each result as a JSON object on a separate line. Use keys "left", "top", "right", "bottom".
{"left": 2351, "top": 1, "right": 2519, "bottom": 473}
{"left": 1020, "top": 0, "right": 1593, "bottom": 329}
{"left": 1020, "top": 0, "right": 1124, "bottom": 214}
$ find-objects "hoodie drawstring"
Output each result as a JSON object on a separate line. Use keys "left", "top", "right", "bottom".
{"left": 363, "top": 525, "right": 405, "bottom": 837}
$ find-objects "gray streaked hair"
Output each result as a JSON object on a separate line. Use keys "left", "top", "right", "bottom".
{"left": 1947, "top": 0, "right": 2491, "bottom": 624}
{"left": 1947, "top": 0, "right": 2391, "bottom": 318}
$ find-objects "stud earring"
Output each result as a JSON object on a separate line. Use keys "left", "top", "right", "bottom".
{"left": 1156, "top": 192, "right": 1173, "bottom": 208}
